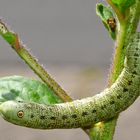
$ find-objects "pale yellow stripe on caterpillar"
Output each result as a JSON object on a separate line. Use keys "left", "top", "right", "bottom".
{"left": 0, "top": 33, "right": 140, "bottom": 129}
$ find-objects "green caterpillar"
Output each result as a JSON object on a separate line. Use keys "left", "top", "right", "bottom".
{"left": 0, "top": 33, "right": 140, "bottom": 129}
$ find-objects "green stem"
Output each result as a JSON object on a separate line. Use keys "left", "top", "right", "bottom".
{"left": 109, "top": 21, "right": 126, "bottom": 84}
{"left": 17, "top": 45, "right": 73, "bottom": 102}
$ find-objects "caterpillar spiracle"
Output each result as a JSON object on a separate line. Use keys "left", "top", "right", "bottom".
{"left": 0, "top": 33, "right": 140, "bottom": 129}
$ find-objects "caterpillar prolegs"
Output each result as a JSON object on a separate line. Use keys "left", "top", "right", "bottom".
{"left": 0, "top": 33, "right": 140, "bottom": 129}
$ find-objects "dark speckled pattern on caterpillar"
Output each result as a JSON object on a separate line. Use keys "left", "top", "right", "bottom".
{"left": 0, "top": 33, "right": 140, "bottom": 129}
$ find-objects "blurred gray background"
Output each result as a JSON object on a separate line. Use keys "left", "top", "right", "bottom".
{"left": 0, "top": 0, "right": 140, "bottom": 140}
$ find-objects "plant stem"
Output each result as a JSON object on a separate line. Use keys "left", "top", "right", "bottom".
{"left": 15, "top": 36, "right": 73, "bottom": 102}
{"left": 109, "top": 21, "right": 126, "bottom": 84}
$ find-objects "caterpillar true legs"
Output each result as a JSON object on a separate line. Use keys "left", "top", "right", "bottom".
{"left": 0, "top": 33, "right": 140, "bottom": 129}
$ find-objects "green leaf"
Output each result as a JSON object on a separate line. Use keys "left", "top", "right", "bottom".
{"left": 0, "top": 76, "right": 62, "bottom": 104}
{"left": 96, "top": 3, "right": 116, "bottom": 40}
{"left": 112, "top": 0, "right": 136, "bottom": 12}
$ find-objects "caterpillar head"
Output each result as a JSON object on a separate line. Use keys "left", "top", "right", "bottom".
{"left": 0, "top": 101, "right": 33, "bottom": 127}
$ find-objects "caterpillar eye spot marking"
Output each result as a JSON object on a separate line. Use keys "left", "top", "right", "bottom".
{"left": 94, "top": 118, "right": 97, "bottom": 122}
{"left": 123, "top": 88, "right": 128, "bottom": 92}
{"left": 134, "top": 64, "right": 137, "bottom": 67}
{"left": 17, "top": 110, "right": 24, "bottom": 118}
{"left": 31, "top": 114, "right": 34, "bottom": 118}
{"left": 71, "top": 114, "right": 77, "bottom": 118}
{"left": 101, "top": 105, "right": 106, "bottom": 109}
{"left": 82, "top": 112, "right": 88, "bottom": 116}
{"left": 117, "top": 95, "right": 121, "bottom": 99}
{"left": 40, "top": 116, "right": 45, "bottom": 119}
{"left": 92, "top": 109, "right": 97, "bottom": 113}
{"left": 115, "top": 108, "right": 119, "bottom": 112}
{"left": 62, "top": 115, "right": 68, "bottom": 120}
{"left": 128, "top": 80, "right": 133, "bottom": 85}
{"left": 132, "top": 71, "right": 137, "bottom": 75}
{"left": 101, "top": 106, "right": 104, "bottom": 110}
{"left": 50, "top": 116, "right": 56, "bottom": 120}
{"left": 134, "top": 53, "right": 139, "bottom": 57}
{"left": 107, "top": 17, "right": 116, "bottom": 31}
{"left": 110, "top": 100, "right": 115, "bottom": 105}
